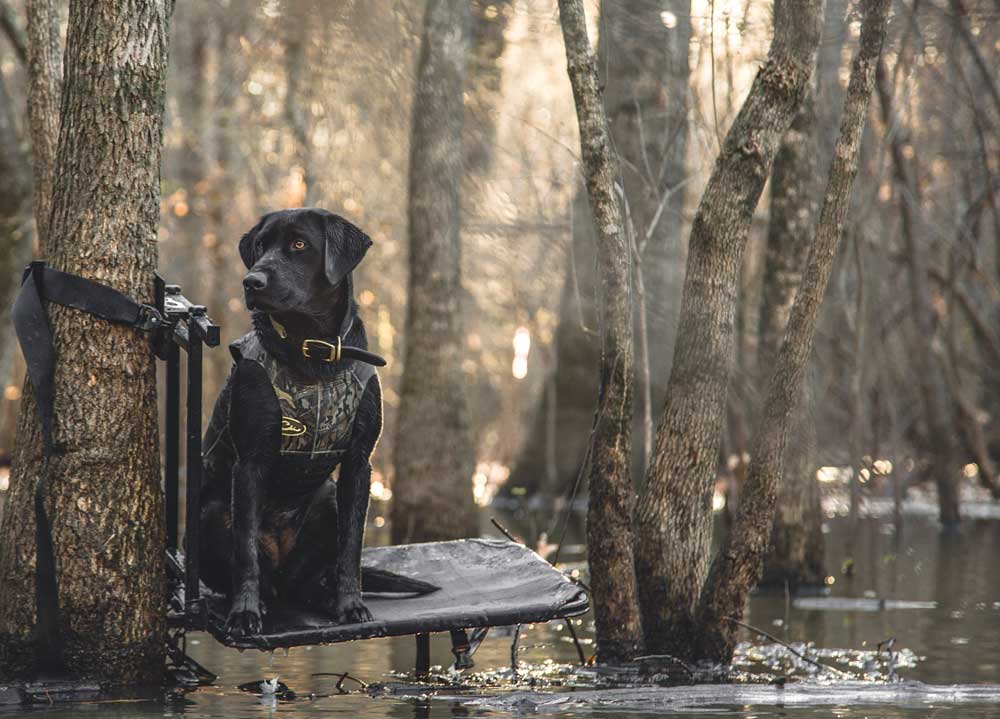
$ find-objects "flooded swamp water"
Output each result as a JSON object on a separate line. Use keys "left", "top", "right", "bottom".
{"left": 9, "top": 500, "right": 1000, "bottom": 717}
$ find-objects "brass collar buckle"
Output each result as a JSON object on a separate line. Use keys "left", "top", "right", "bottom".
{"left": 302, "top": 336, "right": 341, "bottom": 363}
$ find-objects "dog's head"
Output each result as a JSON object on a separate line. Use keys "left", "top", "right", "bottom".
{"left": 238, "top": 208, "right": 372, "bottom": 315}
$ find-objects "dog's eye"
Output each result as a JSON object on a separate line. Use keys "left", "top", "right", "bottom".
{"left": 292, "top": 240, "right": 306, "bottom": 251}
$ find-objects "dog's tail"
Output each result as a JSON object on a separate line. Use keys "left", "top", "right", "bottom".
{"left": 361, "top": 567, "right": 439, "bottom": 596}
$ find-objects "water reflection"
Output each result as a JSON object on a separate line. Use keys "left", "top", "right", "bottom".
{"left": 11, "top": 512, "right": 1000, "bottom": 718}
{"left": 170, "top": 512, "right": 1000, "bottom": 717}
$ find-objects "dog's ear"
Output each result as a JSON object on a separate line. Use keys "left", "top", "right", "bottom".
{"left": 238, "top": 215, "right": 269, "bottom": 269}
{"left": 323, "top": 215, "right": 372, "bottom": 287}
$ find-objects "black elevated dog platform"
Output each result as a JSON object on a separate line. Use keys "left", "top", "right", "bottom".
{"left": 156, "top": 279, "right": 589, "bottom": 677}
{"left": 168, "top": 538, "right": 588, "bottom": 669}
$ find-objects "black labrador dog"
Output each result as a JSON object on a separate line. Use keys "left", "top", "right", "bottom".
{"left": 199, "top": 207, "right": 433, "bottom": 637}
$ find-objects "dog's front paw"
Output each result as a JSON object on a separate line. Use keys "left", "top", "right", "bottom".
{"left": 227, "top": 594, "right": 262, "bottom": 637}
{"left": 333, "top": 592, "right": 373, "bottom": 624}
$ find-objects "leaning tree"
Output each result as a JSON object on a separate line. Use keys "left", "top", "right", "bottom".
{"left": 634, "top": 0, "right": 825, "bottom": 658}
{"left": 696, "top": 0, "right": 893, "bottom": 660}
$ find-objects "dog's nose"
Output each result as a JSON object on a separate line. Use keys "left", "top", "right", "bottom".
{"left": 243, "top": 272, "right": 267, "bottom": 292}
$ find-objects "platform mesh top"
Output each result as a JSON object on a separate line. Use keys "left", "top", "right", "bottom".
{"left": 175, "top": 538, "right": 588, "bottom": 650}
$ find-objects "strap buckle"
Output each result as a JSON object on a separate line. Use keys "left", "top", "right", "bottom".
{"left": 136, "top": 304, "right": 168, "bottom": 332}
{"left": 301, "top": 337, "right": 341, "bottom": 362}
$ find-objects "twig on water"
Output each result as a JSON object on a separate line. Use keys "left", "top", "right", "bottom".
{"left": 728, "top": 617, "right": 854, "bottom": 678}
{"left": 877, "top": 636, "right": 898, "bottom": 682}
{"left": 312, "top": 671, "right": 368, "bottom": 691}
{"left": 633, "top": 653, "right": 696, "bottom": 680}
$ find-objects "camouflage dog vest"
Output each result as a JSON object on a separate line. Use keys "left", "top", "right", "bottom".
{"left": 208, "top": 331, "right": 376, "bottom": 461}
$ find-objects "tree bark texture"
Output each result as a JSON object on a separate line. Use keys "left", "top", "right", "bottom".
{"left": 758, "top": 79, "right": 825, "bottom": 590}
{"left": 875, "top": 61, "right": 962, "bottom": 526}
{"left": 391, "top": 0, "right": 478, "bottom": 543}
{"left": 0, "top": 0, "right": 171, "bottom": 684}
{"left": 633, "top": 0, "right": 823, "bottom": 657}
{"left": 695, "top": 0, "right": 891, "bottom": 663}
{"left": 558, "top": 0, "right": 643, "bottom": 664}
{"left": 506, "top": 0, "right": 691, "bottom": 498}
{"left": 24, "top": 0, "right": 61, "bottom": 252}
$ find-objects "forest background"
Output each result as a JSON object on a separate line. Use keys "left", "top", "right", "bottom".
{"left": 0, "top": 0, "right": 998, "bottom": 681}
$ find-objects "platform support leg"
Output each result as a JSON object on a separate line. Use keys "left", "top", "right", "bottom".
{"left": 450, "top": 629, "right": 474, "bottom": 670}
{"left": 415, "top": 633, "right": 431, "bottom": 677}
{"left": 184, "top": 332, "right": 203, "bottom": 618}
{"left": 165, "top": 341, "right": 180, "bottom": 551}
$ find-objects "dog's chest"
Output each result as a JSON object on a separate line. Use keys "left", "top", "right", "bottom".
{"left": 229, "top": 330, "right": 371, "bottom": 460}
{"left": 269, "top": 364, "right": 364, "bottom": 457}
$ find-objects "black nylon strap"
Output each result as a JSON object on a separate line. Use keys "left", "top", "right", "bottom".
{"left": 11, "top": 260, "right": 165, "bottom": 676}
{"left": 13, "top": 262, "right": 164, "bottom": 448}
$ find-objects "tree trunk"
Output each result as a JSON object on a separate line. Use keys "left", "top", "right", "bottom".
{"left": 204, "top": 10, "right": 243, "bottom": 394}
{"left": 557, "top": 0, "right": 643, "bottom": 664}
{"left": 695, "top": 0, "right": 891, "bottom": 663}
{"left": 391, "top": 0, "right": 477, "bottom": 543}
{"left": 506, "top": 0, "right": 691, "bottom": 499}
{"left": 0, "top": 71, "right": 34, "bottom": 432}
{"left": 0, "top": 0, "right": 170, "bottom": 685}
{"left": 758, "top": 77, "right": 825, "bottom": 591}
{"left": 633, "top": 0, "right": 823, "bottom": 658}
{"left": 875, "top": 60, "right": 961, "bottom": 526}
{"left": 504, "top": 196, "right": 597, "bottom": 499}
{"left": 0, "top": 0, "right": 27, "bottom": 62}
{"left": 284, "top": 5, "right": 318, "bottom": 207}
{"left": 816, "top": 0, "right": 849, "bottom": 167}
{"left": 465, "top": 0, "right": 510, "bottom": 175}
{"left": 24, "top": 0, "right": 61, "bottom": 252}
{"left": 171, "top": 8, "right": 208, "bottom": 301}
